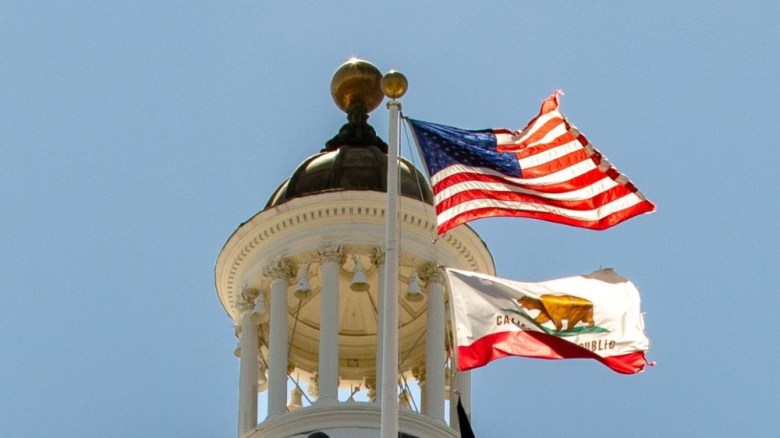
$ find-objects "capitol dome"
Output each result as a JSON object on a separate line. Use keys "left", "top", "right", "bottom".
{"left": 265, "top": 144, "right": 434, "bottom": 209}
{"left": 215, "top": 59, "right": 494, "bottom": 438}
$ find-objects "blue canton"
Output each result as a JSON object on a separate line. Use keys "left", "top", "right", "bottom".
{"left": 408, "top": 119, "right": 521, "bottom": 177}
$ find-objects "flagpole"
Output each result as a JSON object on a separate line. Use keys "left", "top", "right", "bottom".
{"left": 379, "top": 70, "right": 407, "bottom": 438}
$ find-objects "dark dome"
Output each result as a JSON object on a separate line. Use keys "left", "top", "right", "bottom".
{"left": 265, "top": 145, "right": 434, "bottom": 209}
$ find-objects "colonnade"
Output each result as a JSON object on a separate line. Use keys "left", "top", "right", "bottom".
{"left": 235, "top": 246, "right": 470, "bottom": 436}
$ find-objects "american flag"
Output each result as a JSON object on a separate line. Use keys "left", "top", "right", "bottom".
{"left": 407, "top": 91, "right": 655, "bottom": 235}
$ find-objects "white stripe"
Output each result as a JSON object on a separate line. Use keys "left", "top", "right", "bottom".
{"left": 494, "top": 132, "right": 517, "bottom": 145}
{"left": 528, "top": 121, "right": 568, "bottom": 147}
{"left": 436, "top": 191, "right": 644, "bottom": 225}
{"left": 514, "top": 110, "right": 563, "bottom": 144}
{"left": 433, "top": 176, "right": 619, "bottom": 205}
{"left": 517, "top": 136, "right": 584, "bottom": 169}
{"left": 431, "top": 159, "right": 598, "bottom": 188}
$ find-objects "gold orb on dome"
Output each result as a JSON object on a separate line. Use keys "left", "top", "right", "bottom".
{"left": 330, "top": 58, "right": 384, "bottom": 113}
{"left": 381, "top": 70, "right": 408, "bottom": 100}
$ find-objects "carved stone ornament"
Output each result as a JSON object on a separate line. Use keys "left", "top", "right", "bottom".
{"left": 412, "top": 364, "right": 426, "bottom": 383}
{"left": 264, "top": 257, "right": 295, "bottom": 281}
{"left": 418, "top": 262, "right": 445, "bottom": 285}
{"left": 239, "top": 287, "right": 261, "bottom": 312}
{"left": 317, "top": 242, "right": 343, "bottom": 264}
{"left": 369, "top": 246, "right": 386, "bottom": 267}
{"left": 365, "top": 376, "right": 376, "bottom": 401}
{"left": 308, "top": 373, "right": 319, "bottom": 398}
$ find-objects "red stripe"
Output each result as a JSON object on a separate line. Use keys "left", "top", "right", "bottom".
{"left": 518, "top": 146, "right": 591, "bottom": 177}
{"left": 435, "top": 183, "right": 639, "bottom": 216}
{"left": 539, "top": 91, "right": 561, "bottom": 114}
{"left": 498, "top": 123, "right": 576, "bottom": 156}
{"left": 493, "top": 128, "right": 514, "bottom": 137}
{"left": 502, "top": 92, "right": 563, "bottom": 150}
{"left": 457, "top": 330, "right": 649, "bottom": 374}
{"left": 434, "top": 166, "right": 616, "bottom": 196}
{"left": 438, "top": 200, "right": 655, "bottom": 234}
{"left": 513, "top": 117, "right": 565, "bottom": 150}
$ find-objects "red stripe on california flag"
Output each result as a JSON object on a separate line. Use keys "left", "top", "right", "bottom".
{"left": 457, "top": 330, "right": 649, "bottom": 374}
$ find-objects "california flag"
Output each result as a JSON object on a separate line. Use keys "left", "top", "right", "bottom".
{"left": 446, "top": 268, "right": 651, "bottom": 374}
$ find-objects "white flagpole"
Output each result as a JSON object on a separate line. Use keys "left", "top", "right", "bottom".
{"left": 379, "top": 70, "right": 407, "bottom": 438}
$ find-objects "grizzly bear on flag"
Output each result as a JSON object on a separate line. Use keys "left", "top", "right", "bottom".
{"left": 517, "top": 295, "right": 595, "bottom": 333}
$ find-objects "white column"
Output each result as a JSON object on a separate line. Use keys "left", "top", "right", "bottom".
{"left": 317, "top": 243, "right": 341, "bottom": 403}
{"left": 266, "top": 260, "right": 292, "bottom": 416}
{"left": 237, "top": 299, "right": 259, "bottom": 437}
{"left": 424, "top": 269, "right": 446, "bottom": 420}
{"left": 371, "top": 247, "right": 385, "bottom": 403}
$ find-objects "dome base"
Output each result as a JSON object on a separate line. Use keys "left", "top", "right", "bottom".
{"left": 247, "top": 402, "right": 457, "bottom": 438}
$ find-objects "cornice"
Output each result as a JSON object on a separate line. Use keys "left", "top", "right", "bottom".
{"left": 216, "top": 191, "right": 494, "bottom": 320}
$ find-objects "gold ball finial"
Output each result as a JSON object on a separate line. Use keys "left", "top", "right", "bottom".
{"left": 330, "top": 58, "right": 384, "bottom": 113}
{"left": 381, "top": 70, "right": 408, "bottom": 100}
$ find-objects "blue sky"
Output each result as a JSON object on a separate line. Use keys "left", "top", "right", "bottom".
{"left": 2, "top": 2, "right": 778, "bottom": 437}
